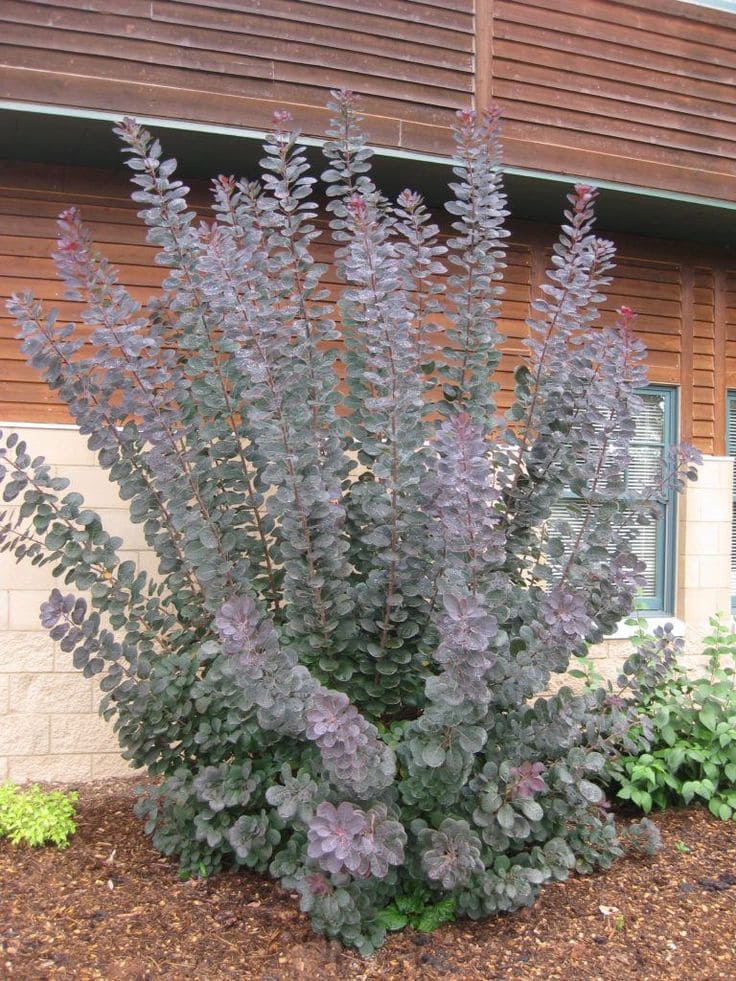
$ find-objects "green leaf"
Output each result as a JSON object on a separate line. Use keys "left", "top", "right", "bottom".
{"left": 659, "top": 723, "right": 678, "bottom": 747}
{"left": 703, "top": 762, "right": 719, "bottom": 781}
{"left": 497, "top": 803, "right": 516, "bottom": 831}
{"left": 414, "top": 897, "right": 456, "bottom": 933}
{"left": 631, "top": 789, "right": 653, "bottom": 812}
{"left": 395, "top": 889, "right": 428, "bottom": 915}
{"left": 518, "top": 798, "right": 544, "bottom": 822}
{"left": 664, "top": 747, "right": 686, "bottom": 772}
{"left": 376, "top": 906, "right": 409, "bottom": 932}
{"left": 681, "top": 781, "right": 697, "bottom": 804}
{"left": 631, "top": 765, "right": 657, "bottom": 789}
{"left": 699, "top": 703, "right": 718, "bottom": 733}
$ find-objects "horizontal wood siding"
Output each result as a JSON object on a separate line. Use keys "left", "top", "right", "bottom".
{"left": 0, "top": 163, "right": 154, "bottom": 420}
{"left": 0, "top": 0, "right": 473, "bottom": 155}
{"left": 3, "top": 2, "right": 736, "bottom": 200}
{"left": 2, "top": 161, "right": 729, "bottom": 455}
{"left": 488, "top": 0, "right": 736, "bottom": 201}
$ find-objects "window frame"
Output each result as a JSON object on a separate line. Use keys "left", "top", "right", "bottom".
{"left": 726, "top": 390, "right": 736, "bottom": 612}
{"left": 632, "top": 385, "right": 678, "bottom": 615}
{"left": 551, "top": 385, "right": 678, "bottom": 615}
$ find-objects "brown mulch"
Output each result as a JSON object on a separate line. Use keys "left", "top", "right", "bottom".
{"left": 1, "top": 781, "right": 735, "bottom": 980}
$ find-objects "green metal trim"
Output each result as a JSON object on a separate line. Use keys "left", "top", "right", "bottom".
{"left": 1, "top": 98, "right": 735, "bottom": 214}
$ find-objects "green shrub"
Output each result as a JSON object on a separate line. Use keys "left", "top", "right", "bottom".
{"left": 0, "top": 782, "right": 78, "bottom": 848}
{"left": 604, "top": 614, "right": 736, "bottom": 820}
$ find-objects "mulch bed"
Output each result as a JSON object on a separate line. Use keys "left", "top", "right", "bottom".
{"left": 1, "top": 780, "right": 736, "bottom": 980}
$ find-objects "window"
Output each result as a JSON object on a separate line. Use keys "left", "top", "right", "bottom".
{"left": 628, "top": 387, "right": 677, "bottom": 613}
{"left": 726, "top": 392, "right": 736, "bottom": 612}
{"left": 550, "top": 386, "right": 677, "bottom": 614}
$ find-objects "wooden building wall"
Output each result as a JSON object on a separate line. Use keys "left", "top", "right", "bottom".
{"left": 2, "top": 1, "right": 735, "bottom": 201}
{"left": 0, "top": 160, "right": 733, "bottom": 454}
{"left": 487, "top": 0, "right": 736, "bottom": 201}
{"left": 0, "top": 0, "right": 473, "bottom": 155}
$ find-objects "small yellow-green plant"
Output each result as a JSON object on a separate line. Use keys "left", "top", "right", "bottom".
{"left": 0, "top": 782, "right": 78, "bottom": 848}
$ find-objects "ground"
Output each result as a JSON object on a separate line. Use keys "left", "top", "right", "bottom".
{"left": 1, "top": 780, "right": 735, "bottom": 980}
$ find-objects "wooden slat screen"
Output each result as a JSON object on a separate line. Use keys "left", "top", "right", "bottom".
{"left": 692, "top": 268, "right": 716, "bottom": 453}
{"left": 725, "top": 272, "right": 736, "bottom": 395}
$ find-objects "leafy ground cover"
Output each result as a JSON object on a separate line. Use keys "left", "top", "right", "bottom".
{"left": 1, "top": 779, "right": 735, "bottom": 980}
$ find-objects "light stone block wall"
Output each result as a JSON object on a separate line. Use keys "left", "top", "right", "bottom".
{"left": 1, "top": 427, "right": 734, "bottom": 783}
{"left": 675, "top": 455, "right": 733, "bottom": 635}
{"left": 0, "top": 423, "right": 147, "bottom": 782}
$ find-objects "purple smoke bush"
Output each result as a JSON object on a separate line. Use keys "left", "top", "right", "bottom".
{"left": 0, "top": 91, "right": 698, "bottom": 954}
{"left": 307, "top": 800, "right": 406, "bottom": 878}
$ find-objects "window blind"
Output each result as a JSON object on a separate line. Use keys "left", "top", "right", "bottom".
{"left": 628, "top": 392, "right": 670, "bottom": 605}
{"left": 550, "top": 387, "right": 675, "bottom": 612}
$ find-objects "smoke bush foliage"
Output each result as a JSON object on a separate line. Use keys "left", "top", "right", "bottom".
{"left": 1, "top": 93, "right": 699, "bottom": 953}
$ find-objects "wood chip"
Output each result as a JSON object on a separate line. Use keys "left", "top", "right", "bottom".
{"left": 1, "top": 778, "right": 735, "bottom": 979}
